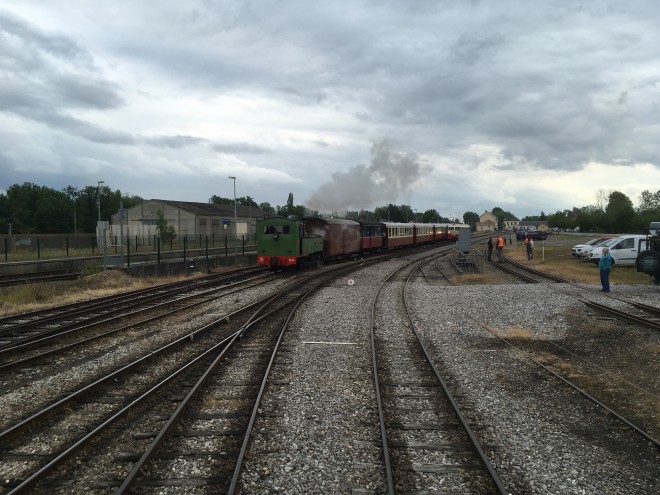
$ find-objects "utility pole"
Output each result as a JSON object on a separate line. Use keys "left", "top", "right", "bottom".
{"left": 97, "top": 180, "right": 104, "bottom": 221}
{"left": 228, "top": 176, "right": 237, "bottom": 259}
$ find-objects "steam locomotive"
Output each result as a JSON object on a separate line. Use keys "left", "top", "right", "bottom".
{"left": 256, "top": 216, "right": 469, "bottom": 269}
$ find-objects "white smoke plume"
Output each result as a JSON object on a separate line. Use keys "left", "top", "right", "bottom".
{"left": 306, "top": 139, "right": 429, "bottom": 212}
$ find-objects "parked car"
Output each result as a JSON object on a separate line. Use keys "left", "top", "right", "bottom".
{"left": 571, "top": 236, "right": 614, "bottom": 259}
{"left": 589, "top": 235, "right": 649, "bottom": 265}
{"left": 524, "top": 230, "right": 548, "bottom": 240}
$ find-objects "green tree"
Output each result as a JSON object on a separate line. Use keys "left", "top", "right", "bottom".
{"left": 605, "top": 191, "right": 635, "bottom": 233}
{"left": 576, "top": 205, "right": 607, "bottom": 232}
{"left": 209, "top": 195, "right": 234, "bottom": 205}
{"left": 547, "top": 211, "right": 572, "bottom": 230}
{"left": 286, "top": 193, "right": 295, "bottom": 216}
{"left": 155, "top": 209, "right": 177, "bottom": 244}
{"left": 421, "top": 209, "right": 441, "bottom": 223}
{"left": 638, "top": 189, "right": 660, "bottom": 212}
{"left": 259, "top": 202, "right": 275, "bottom": 213}
{"left": 491, "top": 206, "right": 518, "bottom": 229}
{"left": 463, "top": 211, "right": 479, "bottom": 228}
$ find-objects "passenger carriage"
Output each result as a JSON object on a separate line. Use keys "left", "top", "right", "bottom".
{"left": 359, "top": 220, "right": 385, "bottom": 253}
{"left": 304, "top": 218, "right": 361, "bottom": 261}
{"left": 446, "top": 223, "right": 470, "bottom": 241}
{"left": 413, "top": 223, "right": 436, "bottom": 245}
{"left": 382, "top": 222, "right": 415, "bottom": 249}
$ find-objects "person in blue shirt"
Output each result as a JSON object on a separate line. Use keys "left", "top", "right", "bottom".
{"left": 598, "top": 247, "right": 613, "bottom": 292}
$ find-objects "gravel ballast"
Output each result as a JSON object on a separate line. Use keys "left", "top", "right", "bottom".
{"left": 241, "top": 260, "right": 660, "bottom": 494}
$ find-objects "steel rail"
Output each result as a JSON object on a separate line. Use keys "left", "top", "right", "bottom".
{"left": 404, "top": 265, "right": 508, "bottom": 494}
{"left": 583, "top": 299, "right": 660, "bottom": 332}
{"left": 6, "top": 331, "right": 238, "bottom": 495}
{"left": 475, "top": 319, "right": 660, "bottom": 449}
{"left": 0, "top": 276, "right": 273, "bottom": 372}
{"left": 115, "top": 261, "right": 368, "bottom": 493}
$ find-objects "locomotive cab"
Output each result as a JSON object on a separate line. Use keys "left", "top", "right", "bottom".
{"left": 256, "top": 217, "right": 324, "bottom": 268}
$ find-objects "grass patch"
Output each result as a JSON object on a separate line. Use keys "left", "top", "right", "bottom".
{"left": 0, "top": 271, "right": 193, "bottom": 317}
{"left": 0, "top": 284, "right": 53, "bottom": 306}
{"left": 502, "top": 236, "right": 651, "bottom": 285}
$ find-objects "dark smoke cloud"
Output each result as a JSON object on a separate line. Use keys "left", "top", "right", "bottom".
{"left": 306, "top": 139, "right": 430, "bottom": 212}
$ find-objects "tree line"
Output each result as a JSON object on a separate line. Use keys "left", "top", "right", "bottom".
{"left": 2, "top": 181, "right": 658, "bottom": 235}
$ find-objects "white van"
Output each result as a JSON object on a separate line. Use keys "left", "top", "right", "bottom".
{"left": 589, "top": 235, "right": 649, "bottom": 266}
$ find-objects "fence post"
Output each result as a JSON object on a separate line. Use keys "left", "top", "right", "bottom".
{"left": 205, "top": 236, "right": 209, "bottom": 264}
{"left": 157, "top": 237, "right": 161, "bottom": 264}
{"left": 127, "top": 237, "right": 130, "bottom": 268}
{"left": 242, "top": 235, "right": 245, "bottom": 255}
{"left": 183, "top": 236, "right": 187, "bottom": 265}
{"left": 66, "top": 237, "right": 69, "bottom": 257}
{"left": 4, "top": 238, "right": 7, "bottom": 262}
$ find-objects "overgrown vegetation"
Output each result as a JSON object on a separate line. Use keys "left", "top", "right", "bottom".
{"left": 155, "top": 209, "right": 177, "bottom": 245}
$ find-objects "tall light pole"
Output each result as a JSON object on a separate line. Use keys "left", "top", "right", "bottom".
{"left": 97, "top": 180, "right": 104, "bottom": 222}
{"left": 228, "top": 176, "right": 237, "bottom": 258}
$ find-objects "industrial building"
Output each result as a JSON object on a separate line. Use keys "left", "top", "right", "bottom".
{"left": 109, "top": 199, "right": 274, "bottom": 241}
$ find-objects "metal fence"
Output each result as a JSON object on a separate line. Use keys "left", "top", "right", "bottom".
{"left": 0, "top": 233, "right": 254, "bottom": 262}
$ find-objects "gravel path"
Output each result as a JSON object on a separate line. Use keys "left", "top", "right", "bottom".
{"left": 241, "top": 260, "right": 660, "bottom": 494}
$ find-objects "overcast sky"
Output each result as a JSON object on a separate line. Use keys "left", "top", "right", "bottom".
{"left": 1, "top": 1, "right": 659, "bottom": 219}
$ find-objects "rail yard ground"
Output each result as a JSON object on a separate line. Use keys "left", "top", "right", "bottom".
{"left": 1, "top": 233, "right": 658, "bottom": 493}
{"left": 0, "top": 233, "right": 654, "bottom": 317}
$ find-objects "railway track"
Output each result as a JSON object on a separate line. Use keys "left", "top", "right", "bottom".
{"left": 0, "top": 270, "right": 275, "bottom": 374}
{"left": 0, "top": 270, "right": 81, "bottom": 287}
{"left": 0, "top": 261, "right": 363, "bottom": 493}
{"left": 1, "top": 239, "right": 657, "bottom": 492}
{"left": 0, "top": 267, "right": 266, "bottom": 342}
{"left": 370, "top": 255, "right": 506, "bottom": 493}
{"left": 475, "top": 318, "right": 660, "bottom": 446}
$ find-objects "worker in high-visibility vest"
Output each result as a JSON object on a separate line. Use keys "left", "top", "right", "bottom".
{"left": 496, "top": 234, "right": 505, "bottom": 261}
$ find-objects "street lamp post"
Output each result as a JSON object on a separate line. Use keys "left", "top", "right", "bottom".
{"left": 228, "top": 176, "right": 237, "bottom": 258}
{"left": 97, "top": 180, "right": 104, "bottom": 222}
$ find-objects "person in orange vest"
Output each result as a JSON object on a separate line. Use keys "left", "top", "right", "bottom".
{"left": 496, "top": 234, "right": 505, "bottom": 261}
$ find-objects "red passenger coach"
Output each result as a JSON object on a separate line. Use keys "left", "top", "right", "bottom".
{"left": 305, "top": 217, "right": 361, "bottom": 261}
{"left": 383, "top": 222, "right": 415, "bottom": 249}
{"left": 413, "top": 223, "right": 436, "bottom": 244}
{"left": 359, "top": 220, "right": 385, "bottom": 253}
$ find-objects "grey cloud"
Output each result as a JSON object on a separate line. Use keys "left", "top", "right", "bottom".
{"left": 50, "top": 74, "right": 124, "bottom": 110}
{"left": 0, "top": 10, "right": 90, "bottom": 62}
{"left": 0, "top": 10, "right": 124, "bottom": 116}
{"left": 146, "top": 135, "right": 207, "bottom": 149}
{"left": 212, "top": 143, "right": 270, "bottom": 154}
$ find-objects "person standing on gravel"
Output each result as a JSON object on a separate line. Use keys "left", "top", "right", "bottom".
{"left": 487, "top": 237, "right": 494, "bottom": 261}
{"left": 527, "top": 237, "right": 534, "bottom": 260}
{"left": 599, "top": 247, "right": 613, "bottom": 292}
{"left": 496, "top": 234, "right": 504, "bottom": 261}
